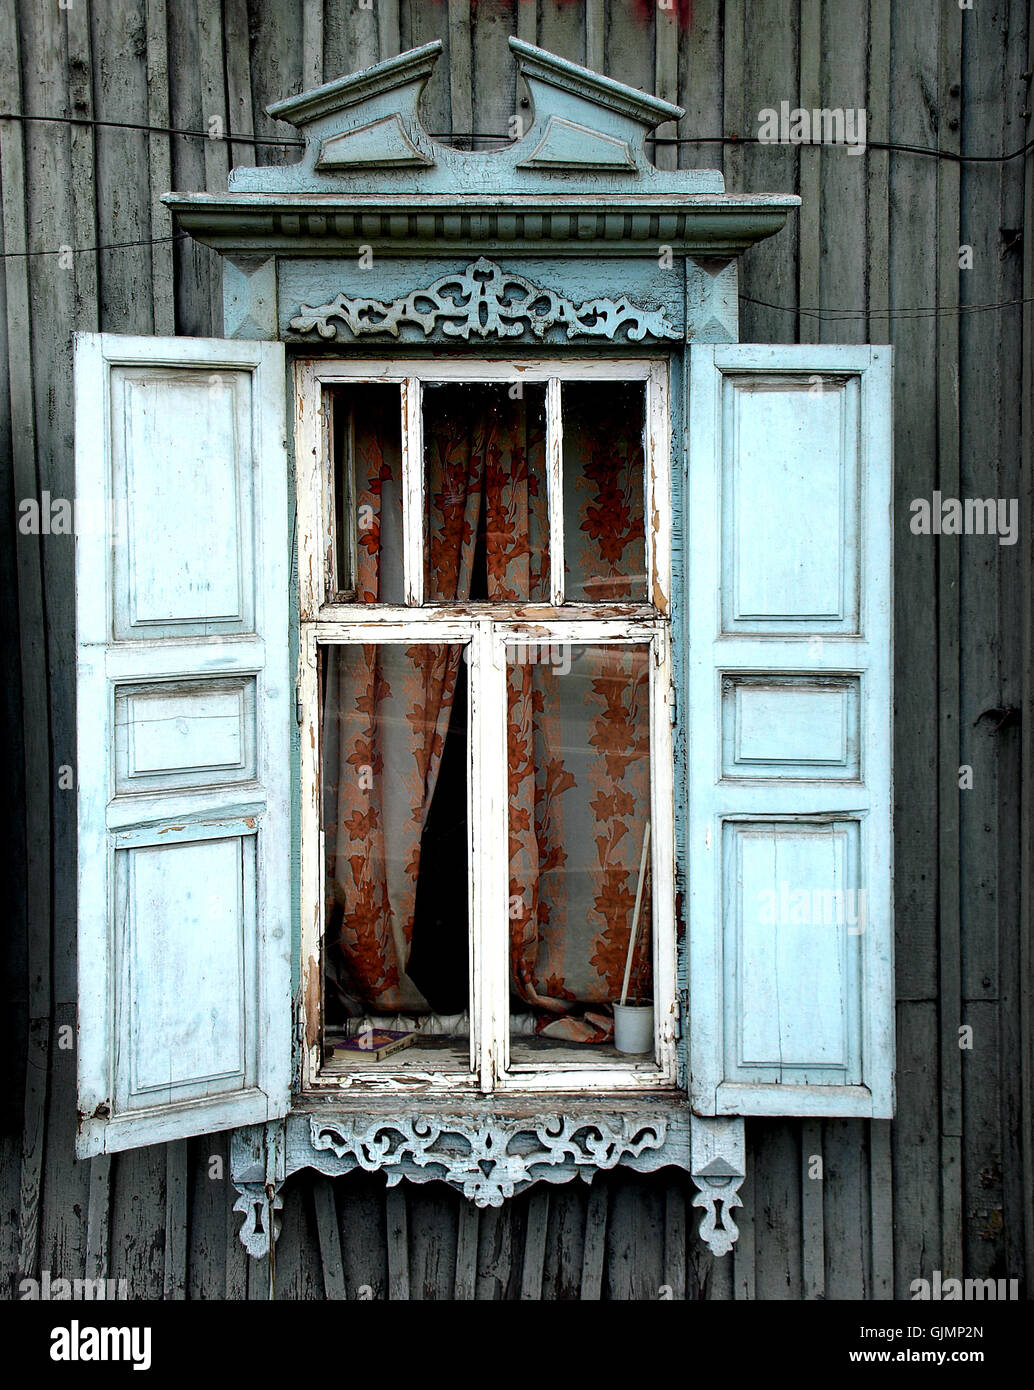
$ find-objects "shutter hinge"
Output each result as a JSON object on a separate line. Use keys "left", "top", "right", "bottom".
{"left": 295, "top": 683, "right": 304, "bottom": 725}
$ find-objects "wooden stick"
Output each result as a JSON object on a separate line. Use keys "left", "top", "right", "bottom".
{"left": 620, "top": 821, "right": 651, "bottom": 1006}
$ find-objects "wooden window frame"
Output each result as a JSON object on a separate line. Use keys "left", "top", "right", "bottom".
{"left": 295, "top": 356, "right": 676, "bottom": 1097}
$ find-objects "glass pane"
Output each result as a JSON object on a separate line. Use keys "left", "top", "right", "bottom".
{"left": 321, "top": 641, "right": 470, "bottom": 1073}
{"left": 423, "top": 382, "right": 549, "bottom": 603}
{"left": 330, "top": 384, "right": 403, "bottom": 603}
{"left": 505, "top": 641, "right": 655, "bottom": 1061}
{"left": 562, "top": 380, "right": 647, "bottom": 602}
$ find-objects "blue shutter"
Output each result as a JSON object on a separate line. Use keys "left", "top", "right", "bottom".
{"left": 74, "top": 334, "right": 292, "bottom": 1155}
{"left": 687, "top": 345, "right": 893, "bottom": 1118}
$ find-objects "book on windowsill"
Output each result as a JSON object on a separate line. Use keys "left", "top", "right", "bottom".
{"left": 328, "top": 1028, "right": 417, "bottom": 1062}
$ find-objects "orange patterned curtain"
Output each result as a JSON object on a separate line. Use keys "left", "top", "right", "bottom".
{"left": 323, "top": 386, "right": 651, "bottom": 1039}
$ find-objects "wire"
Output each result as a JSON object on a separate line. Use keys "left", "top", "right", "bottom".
{"left": 0, "top": 110, "right": 302, "bottom": 147}
{"left": 1, "top": 233, "right": 190, "bottom": 259}
{"left": 3, "top": 109, "right": 1034, "bottom": 164}
{"left": 1, "top": 229, "right": 1028, "bottom": 324}
{"left": 1, "top": 112, "right": 1031, "bottom": 319}
{"left": 648, "top": 134, "right": 1034, "bottom": 164}
{"left": 0, "top": 230, "right": 1030, "bottom": 326}
{"left": 741, "top": 293, "right": 1034, "bottom": 322}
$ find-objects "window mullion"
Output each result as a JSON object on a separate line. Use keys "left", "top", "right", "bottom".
{"left": 401, "top": 376, "right": 424, "bottom": 606}
{"left": 472, "top": 618, "right": 508, "bottom": 1093}
{"left": 546, "top": 377, "right": 564, "bottom": 606}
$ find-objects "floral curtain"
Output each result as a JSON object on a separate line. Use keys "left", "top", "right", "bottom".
{"left": 323, "top": 382, "right": 651, "bottom": 1041}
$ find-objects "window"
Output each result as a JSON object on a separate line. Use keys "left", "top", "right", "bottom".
{"left": 295, "top": 360, "right": 676, "bottom": 1093}
{"left": 72, "top": 334, "right": 894, "bottom": 1190}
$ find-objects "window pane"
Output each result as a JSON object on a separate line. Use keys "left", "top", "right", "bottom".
{"left": 321, "top": 641, "right": 470, "bottom": 1073}
{"left": 330, "top": 384, "right": 403, "bottom": 603}
{"left": 423, "top": 382, "right": 549, "bottom": 603}
{"left": 505, "top": 641, "right": 655, "bottom": 1059}
{"left": 562, "top": 380, "right": 647, "bottom": 602}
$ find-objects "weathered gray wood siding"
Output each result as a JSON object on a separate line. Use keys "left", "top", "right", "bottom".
{"left": 2, "top": 0, "right": 1031, "bottom": 1299}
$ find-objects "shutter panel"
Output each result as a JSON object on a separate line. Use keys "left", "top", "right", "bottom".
{"left": 687, "top": 345, "right": 893, "bottom": 1118}
{"left": 75, "top": 334, "right": 291, "bottom": 1156}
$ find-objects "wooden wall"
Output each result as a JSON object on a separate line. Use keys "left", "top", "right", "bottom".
{"left": 2, "top": 0, "right": 1032, "bottom": 1299}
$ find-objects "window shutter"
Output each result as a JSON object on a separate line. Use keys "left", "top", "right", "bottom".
{"left": 74, "top": 334, "right": 292, "bottom": 1156}
{"left": 687, "top": 344, "right": 893, "bottom": 1118}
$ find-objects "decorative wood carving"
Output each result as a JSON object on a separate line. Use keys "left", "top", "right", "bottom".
{"left": 690, "top": 1115, "right": 747, "bottom": 1258}
{"left": 289, "top": 257, "right": 681, "bottom": 342}
{"left": 690, "top": 1173, "right": 745, "bottom": 1258}
{"left": 232, "top": 1182, "right": 283, "bottom": 1259}
{"left": 307, "top": 1111, "right": 671, "bottom": 1207}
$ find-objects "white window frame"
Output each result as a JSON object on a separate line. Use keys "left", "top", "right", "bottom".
{"left": 295, "top": 357, "right": 676, "bottom": 1096}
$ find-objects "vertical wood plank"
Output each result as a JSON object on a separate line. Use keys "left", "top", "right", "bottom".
{"left": 819, "top": 0, "right": 868, "bottom": 345}
{"left": 663, "top": 1179, "right": 687, "bottom": 1300}
{"left": 866, "top": 0, "right": 891, "bottom": 344}
{"left": 1021, "top": 0, "right": 1034, "bottom": 1293}
{"left": 339, "top": 1174, "right": 387, "bottom": 1299}
{"left": 224, "top": 0, "right": 257, "bottom": 173}
{"left": 109, "top": 1144, "right": 166, "bottom": 1297}
{"left": 863, "top": 0, "right": 895, "bottom": 1283}
{"left": 85, "top": 1154, "right": 111, "bottom": 1282}
{"left": 677, "top": 0, "right": 722, "bottom": 176}
{"left": 822, "top": 1120, "right": 870, "bottom": 1300}
{"left": 378, "top": 0, "right": 401, "bottom": 62}
{"left": 893, "top": 1004, "right": 941, "bottom": 1292}
{"left": 545, "top": 1184, "right": 587, "bottom": 1300}
{"left": 869, "top": 1120, "right": 894, "bottom": 1298}
{"left": 958, "top": 0, "right": 1024, "bottom": 1288}
{"left": 244, "top": 0, "right": 303, "bottom": 171}
{"left": 407, "top": 1185, "right": 456, "bottom": 1299}
{"left": 0, "top": 0, "right": 49, "bottom": 1284}
{"left": 302, "top": 0, "right": 323, "bottom": 89}
{"left": 732, "top": 1138, "right": 756, "bottom": 1300}
{"left": 936, "top": 0, "right": 964, "bottom": 1284}
{"left": 739, "top": 0, "right": 798, "bottom": 345}
{"left": 163, "top": 1140, "right": 188, "bottom": 1299}
{"left": 66, "top": 0, "right": 99, "bottom": 330}
{"left": 224, "top": 1164, "right": 248, "bottom": 1299}
{"left": 312, "top": 1176, "right": 347, "bottom": 1300}
{"left": 580, "top": 1176, "right": 607, "bottom": 1300}
{"left": 752, "top": 1123, "right": 801, "bottom": 1299}
{"left": 519, "top": 1188, "right": 549, "bottom": 1299}
{"left": 584, "top": 0, "right": 603, "bottom": 73}
{"left": 146, "top": 0, "right": 175, "bottom": 336}
{"left": 800, "top": 1119, "right": 825, "bottom": 1299}
{"left": 471, "top": 0, "right": 517, "bottom": 147}
{"left": 197, "top": 0, "right": 230, "bottom": 334}
{"left": 447, "top": 0, "right": 473, "bottom": 142}
{"left": 653, "top": 0, "right": 678, "bottom": 172}
{"left": 721, "top": 0, "right": 745, "bottom": 194}
{"left": 890, "top": 0, "right": 940, "bottom": 1019}
{"left": 797, "top": 0, "right": 820, "bottom": 345}
{"left": 385, "top": 1187, "right": 409, "bottom": 1299}
{"left": 453, "top": 1198, "right": 479, "bottom": 1299}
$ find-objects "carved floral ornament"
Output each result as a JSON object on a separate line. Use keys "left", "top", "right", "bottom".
{"left": 289, "top": 257, "right": 681, "bottom": 343}
{"left": 308, "top": 1111, "right": 669, "bottom": 1207}
{"left": 230, "top": 1112, "right": 747, "bottom": 1260}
